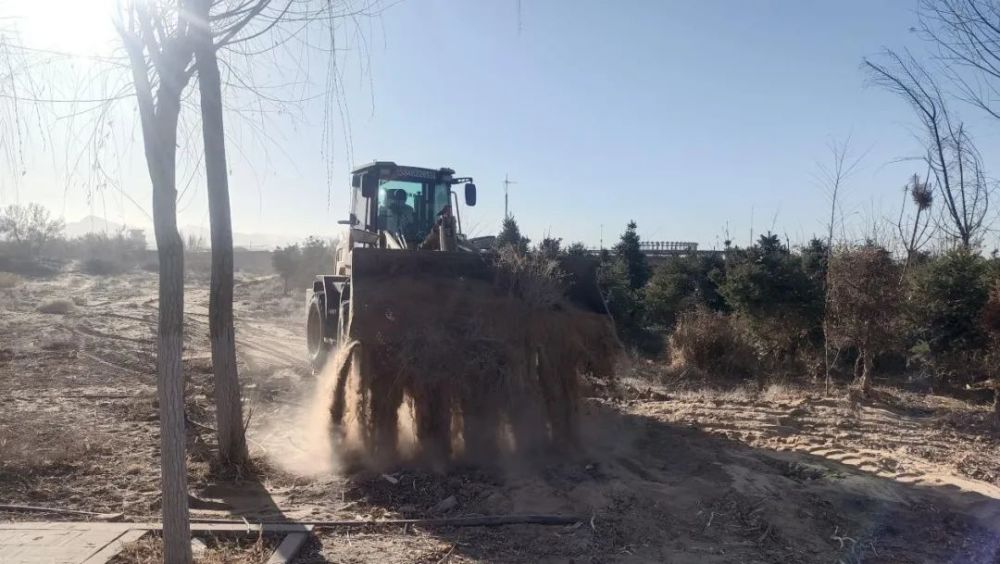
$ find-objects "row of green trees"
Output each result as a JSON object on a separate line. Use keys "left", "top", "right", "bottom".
{"left": 495, "top": 216, "right": 1000, "bottom": 414}
{"left": 610, "top": 223, "right": 997, "bottom": 398}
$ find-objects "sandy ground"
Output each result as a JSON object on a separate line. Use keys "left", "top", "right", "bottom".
{"left": 1, "top": 268, "right": 999, "bottom": 563}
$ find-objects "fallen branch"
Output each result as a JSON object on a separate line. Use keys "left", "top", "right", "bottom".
{"left": 190, "top": 514, "right": 583, "bottom": 529}
{"left": 0, "top": 504, "right": 124, "bottom": 521}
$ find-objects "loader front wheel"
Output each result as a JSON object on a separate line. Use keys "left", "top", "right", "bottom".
{"left": 307, "top": 294, "right": 330, "bottom": 371}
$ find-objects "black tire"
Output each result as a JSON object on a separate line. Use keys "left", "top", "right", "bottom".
{"left": 307, "top": 294, "right": 330, "bottom": 371}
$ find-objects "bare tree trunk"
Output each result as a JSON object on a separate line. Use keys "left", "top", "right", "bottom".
{"left": 147, "top": 95, "right": 193, "bottom": 564}
{"left": 151, "top": 87, "right": 193, "bottom": 564}
{"left": 190, "top": 0, "right": 248, "bottom": 467}
{"left": 994, "top": 385, "right": 999, "bottom": 422}
{"left": 153, "top": 174, "right": 191, "bottom": 564}
{"left": 120, "top": 18, "right": 194, "bottom": 563}
{"left": 855, "top": 348, "right": 873, "bottom": 395}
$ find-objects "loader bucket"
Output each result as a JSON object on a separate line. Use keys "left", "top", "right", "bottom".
{"left": 346, "top": 248, "right": 494, "bottom": 344}
{"left": 330, "top": 247, "right": 619, "bottom": 468}
{"left": 346, "top": 249, "right": 608, "bottom": 342}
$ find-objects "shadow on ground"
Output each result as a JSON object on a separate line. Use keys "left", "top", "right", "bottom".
{"left": 208, "top": 399, "right": 1000, "bottom": 564}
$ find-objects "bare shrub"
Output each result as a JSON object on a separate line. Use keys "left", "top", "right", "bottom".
{"left": 37, "top": 298, "right": 75, "bottom": 315}
{"left": 68, "top": 229, "right": 147, "bottom": 274}
{"left": 0, "top": 254, "right": 62, "bottom": 277}
{"left": 0, "top": 202, "right": 65, "bottom": 257}
{"left": 493, "top": 245, "right": 567, "bottom": 308}
{"left": 82, "top": 257, "right": 125, "bottom": 276}
{"left": 668, "top": 309, "right": 757, "bottom": 381}
{"left": 828, "top": 244, "right": 902, "bottom": 393}
{"left": 270, "top": 236, "right": 337, "bottom": 293}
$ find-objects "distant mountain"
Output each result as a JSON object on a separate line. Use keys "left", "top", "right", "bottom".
{"left": 63, "top": 215, "right": 131, "bottom": 238}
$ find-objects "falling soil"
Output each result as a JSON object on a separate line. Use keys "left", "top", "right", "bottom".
{"left": 324, "top": 272, "right": 619, "bottom": 470}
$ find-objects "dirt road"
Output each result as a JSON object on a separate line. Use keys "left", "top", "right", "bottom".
{"left": 1, "top": 270, "right": 999, "bottom": 562}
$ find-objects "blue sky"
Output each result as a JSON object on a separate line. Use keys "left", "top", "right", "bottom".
{"left": 7, "top": 0, "right": 1000, "bottom": 249}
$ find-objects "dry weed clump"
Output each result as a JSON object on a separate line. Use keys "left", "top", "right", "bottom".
{"left": 668, "top": 308, "right": 757, "bottom": 381}
{"left": 0, "top": 271, "right": 22, "bottom": 288}
{"left": 36, "top": 298, "right": 75, "bottom": 314}
{"left": 111, "top": 533, "right": 273, "bottom": 564}
{"left": 828, "top": 244, "right": 902, "bottom": 391}
{"left": 0, "top": 422, "right": 107, "bottom": 477}
{"left": 492, "top": 246, "right": 567, "bottom": 308}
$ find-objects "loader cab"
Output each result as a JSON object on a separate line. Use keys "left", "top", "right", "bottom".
{"left": 347, "top": 161, "right": 476, "bottom": 248}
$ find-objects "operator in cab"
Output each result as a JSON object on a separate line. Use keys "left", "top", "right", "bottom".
{"left": 378, "top": 188, "right": 416, "bottom": 239}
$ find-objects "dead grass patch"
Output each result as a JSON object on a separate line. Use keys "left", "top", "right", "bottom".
{"left": 111, "top": 532, "right": 275, "bottom": 564}
{"left": 0, "top": 271, "right": 23, "bottom": 288}
{"left": 40, "top": 338, "right": 77, "bottom": 351}
{"left": 36, "top": 298, "right": 75, "bottom": 314}
{"left": 0, "top": 422, "right": 110, "bottom": 477}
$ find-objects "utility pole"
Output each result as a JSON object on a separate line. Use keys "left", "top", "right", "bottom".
{"left": 503, "top": 174, "right": 517, "bottom": 218}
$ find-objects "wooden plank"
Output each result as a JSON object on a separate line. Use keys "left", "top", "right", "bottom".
{"left": 189, "top": 523, "right": 312, "bottom": 535}
{"left": 265, "top": 528, "right": 313, "bottom": 564}
{"left": 81, "top": 529, "right": 148, "bottom": 564}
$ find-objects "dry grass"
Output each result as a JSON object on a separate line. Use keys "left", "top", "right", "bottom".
{"left": 668, "top": 309, "right": 757, "bottom": 381}
{"left": 0, "top": 422, "right": 108, "bottom": 478}
{"left": 111, "top": 533, "right": 274, "bottom": 564}
{"left": 0, "top": 271, "right": 22, "bottom": 289}
{"left": 36, "top": 298, "right": 75, "bottom": 314}
{"left": 492, "top": 246, "right": 567, "bottom": 308}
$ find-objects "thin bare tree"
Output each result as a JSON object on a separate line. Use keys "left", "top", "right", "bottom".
{"left": 919, "top": 0, "right": 1000, "bottom": 119}
{"left": 896, "top": 172, "right": 935, "bottom": 274}
{"left": 865, "top": 50, "right": 991, "bottom": 249}
{"left": 116, "top": 3, "right": 196, "bottom": 560}
{"left": 814, "top": 137, "right": 864, "bottom": 394}
{"left": 184, "top": 0, "right": 383, "bottom": 467}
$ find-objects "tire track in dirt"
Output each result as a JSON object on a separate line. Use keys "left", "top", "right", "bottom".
{"left": 633, "top": 394, "right": 1000, "bottom": 502}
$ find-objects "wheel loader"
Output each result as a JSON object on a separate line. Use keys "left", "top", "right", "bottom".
{"left": 305, "top": 161, "right": 617, "bottom": 465}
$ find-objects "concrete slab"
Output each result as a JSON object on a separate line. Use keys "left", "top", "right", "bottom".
{"left": 0, "top": 523, "right": 134, "bottom": 564}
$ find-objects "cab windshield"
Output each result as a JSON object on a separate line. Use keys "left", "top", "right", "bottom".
{"left": 377, "top": 178, "right": 451, "bottom": 243}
